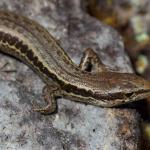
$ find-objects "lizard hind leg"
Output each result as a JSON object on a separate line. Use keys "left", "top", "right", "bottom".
{"left": 79, "top": 48, "right": 108, "bottom": 72}
{"left": 32, "top": 84, "right": 62, "bottom": 115}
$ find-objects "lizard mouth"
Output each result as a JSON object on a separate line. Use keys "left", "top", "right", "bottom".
{"left": 101, "top": 89, "right": 150, "bottom": 107}
{"left": 118, "top": 89, "right": 150, "bottom": 106}
{"left": 129, "top": 89, "right": 150, "bottom": 101}
{"left": 125, "top": 89, "right": 150, "bottom": 98}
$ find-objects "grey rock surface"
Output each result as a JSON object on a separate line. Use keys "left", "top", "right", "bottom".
{"left": 0, "top": 0, "right": 141, "bottom": 150}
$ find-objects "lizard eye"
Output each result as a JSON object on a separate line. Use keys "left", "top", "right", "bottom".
{"left": 125, "top": 92, "right": 135, "bottom": 98}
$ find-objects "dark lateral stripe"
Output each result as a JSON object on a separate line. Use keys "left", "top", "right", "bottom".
{"left": 63, "top": 83, "right": 124, "bottom": 101}
{"left": 0, "top": 31, "right": 58, "bottom": 81}
{"left": 0, "top": 31, "right": 123, "bottom": 101}
{"left": 0, "top": 32, "right": 89, "bottom": 99}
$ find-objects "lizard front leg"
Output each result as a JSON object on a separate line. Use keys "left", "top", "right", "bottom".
{"left": 33, "top": 83, "right": 62, "bottom": 114}
{"left": 79, "top": 48, "right": 108, "bottom": 72}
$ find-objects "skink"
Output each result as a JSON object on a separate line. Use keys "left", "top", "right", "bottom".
{"left": 0, "top": 11, "right": 150, "bottom": 114}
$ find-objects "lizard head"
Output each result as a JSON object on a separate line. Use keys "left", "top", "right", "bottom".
{"left": 103, "top": 73, "right": 150, "bottom": 107}
{"left": 90, "top": 72, "right": 150, "bottom": 107}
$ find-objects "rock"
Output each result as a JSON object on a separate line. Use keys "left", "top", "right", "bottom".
{"left": 0, "top": 0, "right": 141, "bottom": 149}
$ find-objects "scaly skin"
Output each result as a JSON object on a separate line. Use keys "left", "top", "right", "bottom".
{"left": 0, "top": 11, "right": 150, "bottom": 114}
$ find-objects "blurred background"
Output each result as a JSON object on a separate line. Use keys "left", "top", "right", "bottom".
{"left": 86, "top": 0, "right": 150, "bottom": 148}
